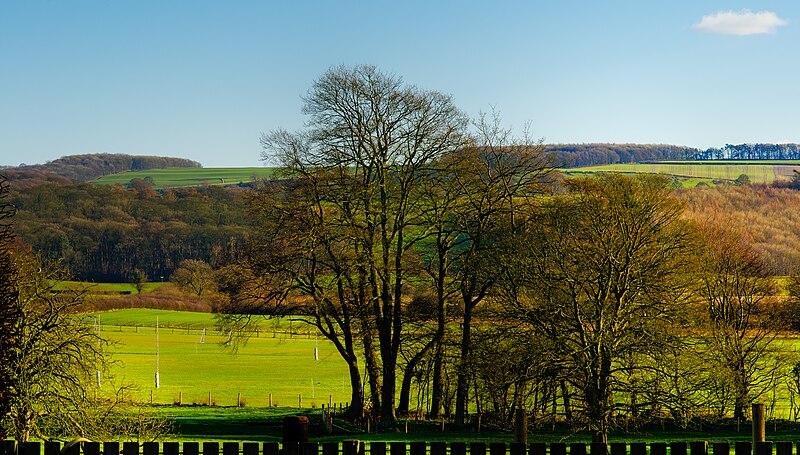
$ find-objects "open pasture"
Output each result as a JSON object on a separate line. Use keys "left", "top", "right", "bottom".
{"left": 567, "top": 161, "right": 800, "bottom": 185}
{"left": 92, "top": 167, "right": 277, "bottom": 189}
{"left": 97, "top": 310, "right": 350, "bottom": 408}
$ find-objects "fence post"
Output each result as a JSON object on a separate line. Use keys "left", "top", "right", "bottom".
{"left": 753, "top": 404, "right": 766, "bottom": 445}
{"left": 754, "top": 443, "right": 772, "bottom": 455}
{"left": 264, "top": 443, "right": 280, "bottom": 455}
{"left": 83, "top": 442, "right": 101, "bottom": 455}
{"left": 509, "top": 443, "right": 526, "bottom": 455}
{"left": 471, "top": 443, "right": 487, "bottom": 455}
{"left": 370, "top": 442, "right": 387, "bottom": 455}
{"left": 431, "top": 442, "right": 447, "bottom": 455}
{"left": 489, "top": 443, "right": 506, "bottom": 455}
{"left": 410, "top": 442, "right": 426, "bottom": 455}
{"left": 122, "top": 442, "right": 139, "bottom": 455}
{"left": 242, "top": 443, "right": 259, "bottom": 455}
{"left": 713, "top": 443, "right": 730, "bottom": 455}
{"left": 650, "top": 443, "right": 667, "bottom": 455}
{"left": 590, "top": 443, "right": 608, "bottom": 455}
{"left": 163, "top": 442, "right": 180, "bottom": 455}
{"left": 451, "top": 442, "right": 467, "bottom": 455}
{"left": 690, "top": 442, "right": 708, "bottom": 455}
{"left": 610, "top": 443, "right": 626, "bottom": 455}
{"left": 630, "top": 443, "right": 646, "bottom": 455}
{"left": 142, "top": 442, "right": 159, "bottom": 455}
{"left": 183, "top": 442, "right": 200, "bottom": 455}
{"left": 20, "top": 442, "right": 41, "bottom": 455}
{"left": 389, "top": 442, "right": 406, "bottom": 455}
{"left": 44, "top": 442, "right": 60, "bottom": 455}
{"left": 202, "top": 442, "right": 219, "bottom": 455}
{"left": 570, "top": 443, "right": 587, "bottom": 455}
{"left": 104, "top": 442, "right": 121, "bottom": 455}
{"left": 670, "top": 443, "right": 688, "bottom": 455}
{"left": 548, "top": 443, "right": 566, "bottom": 455}
{"left": 223, "top": 442, "right": 239, "bottom": 455}
{"left": 320, "top": 442, "right": 337, "bottom": 455}
{"left": 304, "top": 443, "right": 320, "bottom": 455}
{"left": 343, "top": 441, "right": 361, "bottom": 455}
{"left": 774, "top": 442, "right": 792, "bottom": 455}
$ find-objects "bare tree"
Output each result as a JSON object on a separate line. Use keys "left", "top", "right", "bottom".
{"left": 218, "top": 65, "right": 470, "bottom": 425}
{"left": 695, "top": 224, "right": 786, "bottom": 420}
{"left": 171, "top": 259, "right": 217, "bottom": 297}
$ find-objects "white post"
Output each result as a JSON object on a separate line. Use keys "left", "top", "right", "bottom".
{"left": 155, "top": 316, "right": 160, "bottom": 389}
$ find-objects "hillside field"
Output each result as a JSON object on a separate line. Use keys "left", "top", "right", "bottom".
{"left": 567, "top": 161, "right": 800, "bottom": 185}
{"left": 87, "top": 161, "right": 800, "bottom": 190}
{"left": 92, "top": 167, "right": 277, "bottom": 189}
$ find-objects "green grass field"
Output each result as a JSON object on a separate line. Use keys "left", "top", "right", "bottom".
{"left": 91, "top": 309, "right": 800, "bottom": 442}
{"left": 567, "top": 161, "right": 800, "bottom": 186}
{"left": 92, "top": 167, "right": 278, "bottom": 189}
{"left": 97, "top": 310, "right": 350, "bottom": 408}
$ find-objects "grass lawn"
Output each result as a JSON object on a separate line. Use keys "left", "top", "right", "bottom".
{"left": 101, "top": 313, "right": 350, "bottom": 409}
{"left": 92, "top": 167, "right": 278, "bottom": 189}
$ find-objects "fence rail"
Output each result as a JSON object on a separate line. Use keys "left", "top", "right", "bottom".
{"left": 0, "top": 441, "right": 795, "bottom": 455}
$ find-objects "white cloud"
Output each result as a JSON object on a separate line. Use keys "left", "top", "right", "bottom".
{"left": 693, "top": 9, "right": 788, "bottom": 35}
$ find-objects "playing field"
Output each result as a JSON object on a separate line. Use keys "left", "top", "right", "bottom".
{"left": 97, "top": 310, "right": 351, "bottom": 408}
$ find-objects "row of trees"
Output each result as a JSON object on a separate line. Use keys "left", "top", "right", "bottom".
{"left": 546, "top": 143, "right": 697, "bottom": 167}
{"left": 690, "top": 143, "right": 800, "bottom": 161}
{"left": 214, "top": 65, "right": 795, "bottom": 443}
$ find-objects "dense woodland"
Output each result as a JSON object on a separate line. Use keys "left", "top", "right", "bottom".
{"left": 7, "top": 166, "right": 800, "bottom": 282}
{"left": 9, "top": 181, "right": 251, "bottom": 282}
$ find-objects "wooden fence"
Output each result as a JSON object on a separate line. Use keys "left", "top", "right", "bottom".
{"left": 0, "top": 440, "right": 797, "bottom": 455}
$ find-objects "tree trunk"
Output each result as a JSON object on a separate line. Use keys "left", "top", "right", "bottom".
{"left": 345, "top": 360, "right": 365, "bottom": 421}
{"left": 362, "top": 328, "right": 382, "bottom": 415}
{"left": 455, "top": 300, "right": 473, "bottom": 427}
{"left": 429, "top": 284, "right": 447, "bottom": 418}
{"left": 397, "top": 338, "right": 435, "bottom": 415}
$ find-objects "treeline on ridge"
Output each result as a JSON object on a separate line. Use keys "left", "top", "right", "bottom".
{"left": 547, "top": 142, "right": 800, "bottom": 166}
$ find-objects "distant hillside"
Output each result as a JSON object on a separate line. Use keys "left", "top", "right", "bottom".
{"left": 5, "top": 153, "right": 201, "bottom": 189}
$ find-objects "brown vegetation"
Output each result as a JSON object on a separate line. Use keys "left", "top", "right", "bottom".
{"left": 678, "top": 184, "right": 800, "bottom": 276}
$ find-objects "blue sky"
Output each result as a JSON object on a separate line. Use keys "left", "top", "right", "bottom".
{"left": 2, "top": 1, "right": 799, "bottom": 167}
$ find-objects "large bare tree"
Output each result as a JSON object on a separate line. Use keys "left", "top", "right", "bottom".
{"left": 218, "top": 65, "right": 470, "bottom": 425}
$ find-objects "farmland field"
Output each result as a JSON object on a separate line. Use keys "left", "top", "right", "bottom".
{"left": 567, "top": 161, "right": 800, "bottom": 185}
{"left": 92, "top": 167, "right": 278, "bottom": 189}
